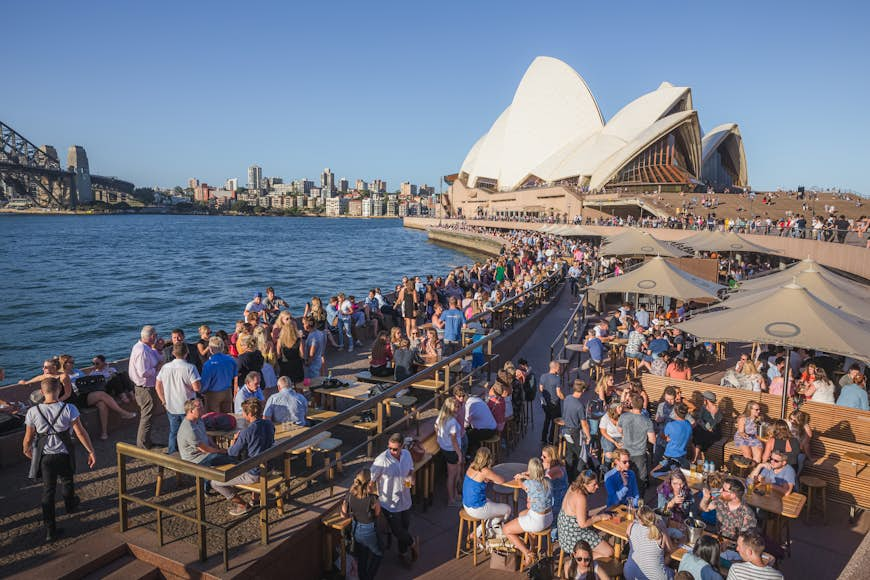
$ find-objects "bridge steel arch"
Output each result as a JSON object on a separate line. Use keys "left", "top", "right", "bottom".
{"left": 1, "top": 121, "right": 76, "bottom": 207}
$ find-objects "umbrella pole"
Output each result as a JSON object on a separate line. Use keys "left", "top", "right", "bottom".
{"left": 780, "top": 346, "right": 792, "bottom": 419}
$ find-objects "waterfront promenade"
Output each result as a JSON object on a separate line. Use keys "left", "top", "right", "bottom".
{"left": 405, "top": 217, "right": 870, "bottom": 280}
{"left": 3, "top": 222, "right": 867, "bottom": 578}
{"left": 0, "top": 224, "right": 558, "bottom": 575}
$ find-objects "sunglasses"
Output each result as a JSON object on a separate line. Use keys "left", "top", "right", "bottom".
{"left": 388, "top": 446, "right": 402, "bottom": 452}
{"left": 574, "top": 555, "right": 592, "bottom": 563}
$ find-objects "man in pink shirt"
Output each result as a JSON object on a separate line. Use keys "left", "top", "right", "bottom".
{"left": 129, "top": 325, "right": 164, "bottom": 449}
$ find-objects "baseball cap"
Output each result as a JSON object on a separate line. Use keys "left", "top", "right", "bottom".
{"left": 254, "top": 292, "right": 263, "bottom": 299}
{"left": 702, "top": 390, "right": 717, "bottom": 402}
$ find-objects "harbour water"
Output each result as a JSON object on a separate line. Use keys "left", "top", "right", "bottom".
{"left": 0, "top": 215, "right": 487, "bottom": 382}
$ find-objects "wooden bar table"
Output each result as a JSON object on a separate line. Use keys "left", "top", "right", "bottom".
{"left": 491, "top": 462, "right": 527, "bottom": 514}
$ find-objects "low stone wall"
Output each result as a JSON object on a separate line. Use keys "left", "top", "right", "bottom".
{"left": 426, "top": 229, "right": 503, "bottom": 257}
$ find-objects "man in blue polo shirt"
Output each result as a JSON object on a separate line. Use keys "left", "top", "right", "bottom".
{"left": 583, "top": 329, "right": 604, "bottom": 364}
{"left": 210, "top": 398, "right": 275, "bottom": 516}
{"left": 200, "top": 336, "right": 238, "bottom": 414}
{"left": 441, "top": 296, "right": 466, "bottom": 356}
{"left": 234, "top": 372, "right": 265, "bottom": 414}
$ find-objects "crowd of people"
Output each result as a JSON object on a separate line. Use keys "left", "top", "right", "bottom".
{"left": 15, "top": 217, "right": 865, "bottom": 579}
{"left": 722, "top": 347, "right": 868, "bottom": 411}
{"left": 17, "top": 224, "right": 579, "bottom": 548}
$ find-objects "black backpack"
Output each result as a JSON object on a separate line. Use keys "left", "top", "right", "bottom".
{"left": 523, "top": 371, "right": 537, "bottom": 402}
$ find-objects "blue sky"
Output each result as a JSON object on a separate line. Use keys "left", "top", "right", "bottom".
{"left": 3, "top": 1, "right": 868, "bottom": 194}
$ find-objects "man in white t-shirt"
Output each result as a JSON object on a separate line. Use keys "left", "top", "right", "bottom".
{"left": 338, "top": 293, "right": 356, "bottom": 352}
{"left": 244, "top": 292, "right": 266, "bottom": 321}
{"left": 371, "top": 433, "right": 419, "bottom": 564}
{"left": 156, "top": 342, "right": 202, "bottom": 455}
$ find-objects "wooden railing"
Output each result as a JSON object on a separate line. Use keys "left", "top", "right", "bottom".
{"left": 116, "top": 330, "right": 502, "bottom": 569}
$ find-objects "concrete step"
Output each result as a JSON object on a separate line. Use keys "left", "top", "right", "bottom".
{"left": 100, "top": 558, "right": 161, "bottom": 580}
{"left": 79, "top": 554, "right": 135, "bottom": 580}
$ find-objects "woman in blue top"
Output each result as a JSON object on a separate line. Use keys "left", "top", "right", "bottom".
{"left": 503, "top": 457, "right": 554, "bottom": 568}
{"left": 462, "top": 447, "right": 511, "bottom": 537}
{"left": 542, "top": 445, "right": 568, "bottom": 524}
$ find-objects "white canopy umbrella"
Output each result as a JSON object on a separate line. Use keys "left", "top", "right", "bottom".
{"left": 677, "top": 229, "right": 775, "bottom": 254}
{"left": 600, "top": 229, "right": 691, "bottom": 258}
{"left": 676, "top": 282, "right": 870, "bottom": 415}
{"left": 739, "top": 258, "right": 870, "bottom": 298}
{"left": 724, "top": 270, "right": 867, "bottom": 317}
{"left": 590, "top": 256, "right": 725, "bottom": 302}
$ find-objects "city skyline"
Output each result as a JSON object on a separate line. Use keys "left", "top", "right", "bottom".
{"left": 3, "top": 1, "right": 869, "bottom": 195}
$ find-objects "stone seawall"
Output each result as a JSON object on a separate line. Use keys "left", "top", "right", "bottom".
{"left": 404, "top": 217, "right": 504, "bottom": 256}
{"left": 427, "top": 230, "right": 503, "bottom": 257}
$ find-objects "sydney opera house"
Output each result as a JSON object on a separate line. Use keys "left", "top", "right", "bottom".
{"left": 446, "top": 57, "right": 748, "bottom": 219}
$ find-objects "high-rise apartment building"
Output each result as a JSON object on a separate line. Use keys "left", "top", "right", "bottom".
{"left": 247, "top": 165, "right": 262, "bottom": 190}
{"left": 321, "top": 168, "right": 335, "bottom": 195}
{"left": 188, "top": 178, "right": 200, "bottom": 190}
{"left": 339, "top": 178, "right": 349, "bottom": 193}
{"left": 371, "top": 179, "right": 387, "bottom": 193}
{"left": 355, "top": 179, "right": 367, "bottom": 192}
{"left": 400, "top": 181, "right": 417, "bottom": 197}
{"left": 226, "top": 178, "right": 238, "bottom": 191}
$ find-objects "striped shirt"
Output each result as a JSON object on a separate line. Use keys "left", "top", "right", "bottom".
{"left": 726, "top": 561, "right": 783, "bottom": 580}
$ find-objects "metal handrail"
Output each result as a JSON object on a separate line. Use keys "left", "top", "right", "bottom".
{"left": 549, "top": 290, "right": 588, "bottom": 362}
{"left": 467, "top": 267, "right": 565, "bottom": 330}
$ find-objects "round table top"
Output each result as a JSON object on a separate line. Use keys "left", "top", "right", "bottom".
{"left": 491, "top": 462, "right": 527, "bottom": 494}
{"left": 565, "top": 343, "right": 585, "bottom": 352}
{"left": 556, "top": 358, "right": 571, "bottom": 365}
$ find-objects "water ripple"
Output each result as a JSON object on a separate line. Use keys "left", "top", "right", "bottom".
{"left": 0, "top": 215, "right": 487, "bottom": 381}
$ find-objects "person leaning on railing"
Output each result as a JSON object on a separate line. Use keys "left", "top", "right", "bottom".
{"left": 209, "top": 398, "right": 274, "bottom": 517}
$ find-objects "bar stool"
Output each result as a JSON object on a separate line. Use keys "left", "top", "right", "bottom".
{"left": 550, "top": 417, "right": 565, "bottom": 446}
{"left": 504, "top": 417, "right": 519, "bottom": 451}
{"left": 557, "top": 434, "right": 568, "bottom": 462}
{"left": 626, "top": 356, "right": 640, "bottom": 378}
{"left": 590, "top": 361, "right": 605, "bottom": 382}
{"left": 456, "top": 508, "right": 485, "bottom": 565}
{"left": 523, "top": 527, "right": 553, "bottom": 557}
{"left": 481, "top": 434, "right": 501, "bottom": 464}
{"left": 800, "top": 475, "right": 827, "bottom": 524}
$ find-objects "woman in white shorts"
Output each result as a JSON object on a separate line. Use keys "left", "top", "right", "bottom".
{"left": 502, "top": 457, "right": 554, "bottom": 567}
{"left": 462, "top": 447, "right": 512, "bottom": 537}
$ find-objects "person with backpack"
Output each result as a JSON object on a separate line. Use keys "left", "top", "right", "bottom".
{"left": 23, "top": 377, "right": 97, "bottom": 542}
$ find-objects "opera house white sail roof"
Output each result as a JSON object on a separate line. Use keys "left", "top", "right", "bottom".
{"left": 459, "top": 56, "right": 747, "bottom": 193}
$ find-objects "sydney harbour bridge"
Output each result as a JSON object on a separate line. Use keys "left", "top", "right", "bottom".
{"left": 0, "top": 120, "right": 134, "bottom": 208}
